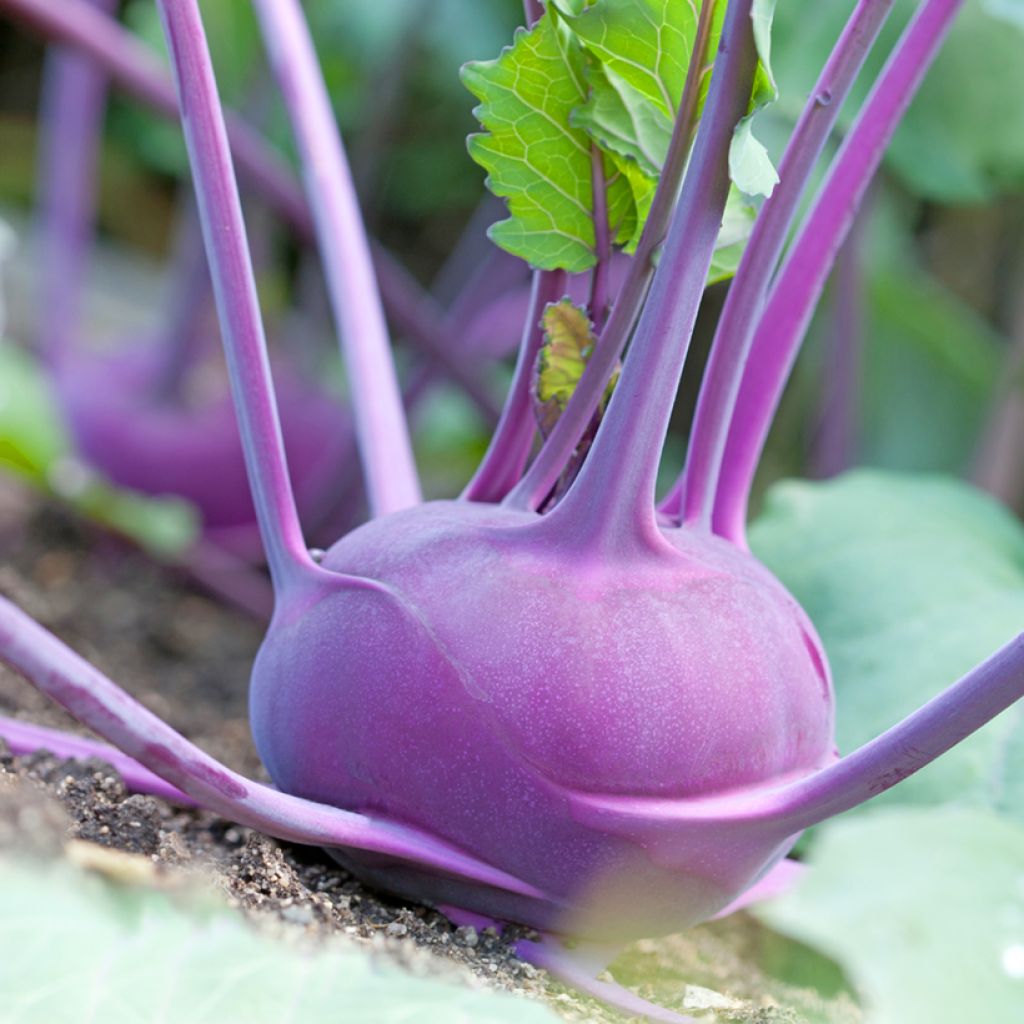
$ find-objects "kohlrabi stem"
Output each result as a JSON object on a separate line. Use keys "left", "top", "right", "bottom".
{"left": 154, "top": 0, "right": 314, "bottom": 592}
{"left": 523, "top": 0, "right": 545, "bottom": 29}
{"left": 0, "top": 715, "right": 195, "bottom": 806}
{"left": 462, "top": 270, "right": 567, "bottom": 503}
{"left": 0, "top": 595, "right": 547, "bottom": 899}
{"left": 811, "top": 212, "right": 865, "bottom": 478}
{"left": 713, "top": 0, "right": 964, "bottom": 545}
{"left": 589, "top": 147, "right": 613, "bottom": 332}
{"left": 543, "top": 0, "right": 756, "bottom": 554}
{"left": 151, "top": 198, "right": 214, "bottom": 404}
{"left": 0, "top": 0, "right": 486, "bottom": 413}
{"left": 250, "top": 0, "right": 420, "bottom": 518}
{"left": 677, "top": 0, "right": 894, "bottom": 530}
{"left": 770, "top": 631, "right": 1024, "bottom": 833}
{"left": 505, "top": 0, "right": 718, "bottom": 513}
{"left": 516, "top": 936, "right": 700, "bottom": 1024}
{"left": 36, "top": 0, "right": 117, "bottom": 368}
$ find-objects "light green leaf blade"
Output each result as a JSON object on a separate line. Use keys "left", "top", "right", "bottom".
{"left": 0, "top": 856, "right": 558, "bottom": 1024}
{"left": 729, "top": 0, "right": 779, "bottom": 197}
{"left": 749, "top": 470, "right": 1024, "bottom": 820}
{"left": 0, "top": 342, "right": 199, "bottom": 558}
{"left": 0, "top": 342, "right": 67, "bottom": 483}
{"left": 756, "top": 808, "right": 1024, "bottom": 1024}
{"left": 462, "top": 15, "right": 607, "bottom": 270}
{"left": 566, "top": 0, "right": 716, "bottom": 119}
{"left": 729, "top": 113, "right": 779, "bottom": 197}
{"left": 572, "top": 62, "right": 673, "bottom": 179}
{"left": 464, "top": 1, "right": 734, "bottom": 268}
{"left": 751, "top": 0, "right": 779, "bottom": 100}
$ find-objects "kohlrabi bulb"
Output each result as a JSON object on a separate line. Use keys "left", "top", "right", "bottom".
{"left": 250, "top": 500, "right": 835, "bottom": 939}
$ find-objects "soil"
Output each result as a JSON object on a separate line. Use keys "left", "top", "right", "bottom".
{"left": 0, "top": 482, "right": 861, "bottom": 1024}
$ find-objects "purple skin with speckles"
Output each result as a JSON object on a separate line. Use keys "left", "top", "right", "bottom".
{"left": 1, "top": 0, "right": 1021, "bottom": 993}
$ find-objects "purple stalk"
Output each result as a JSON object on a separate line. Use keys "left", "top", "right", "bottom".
{"left": 516, "top": 935, "right": 698, "bottom": 1023}
{"left": 676, "top": 0, "right": 894, "bottom": 529}
{"left": 462, "top": 270, "right": 567, "bottom": 503}
{"left": 811, "top": 214, "right": 865, "bottom": 478}
{"left": 504, "top": 0, "right": 718, "bottom": 513}
{"left": 712, "top": 0, "right": 965, "bottom": 544}
{"left": 542, "top": 0, "right": 757, "bottom": 553}
{"left": 523, "top": 0, "right": 546, "bottom": 29}
{"left": 154, "top": 0, "right": 314, "bottom": 592}
{"left": 0, "top": 0, "right": 492, "bottom": 414}
{"left": 36, "top": 0, "right": 118, "bottom": 367}
{"left": 0, "top": 715, "right": 195, "bottom": 806}
{"left": 709, "top": 858, "right": 806, "bottom": 919}
{"left": 770, "top": 630, "right": 1024, "bottom": 833}
{"left": 249, "top": 0, "right": 419, "bottom": 519}
{"left": 0, "top": 595, "right": 545, "bottom": 899}
{"left": 150, "top": 199, "right": 214, "bottom": 403}
{"left": 588, "top": 147, "right": 613, "bottom": 332}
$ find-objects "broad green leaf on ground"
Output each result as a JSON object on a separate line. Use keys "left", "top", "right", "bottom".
{"left": 757, "top": 808, "right": 1024, "bottom": 1024}
{"left": 771, "top": 0, "right": 1024, "bottom": 201}
{"left": 0, "top": 343, "right": 199, "bottom": 557}
{"left": 462, "top": 12, "right": 636, "bottom": 271}
{"left": 750, "top": 470, "right": 1024, "bottom": 821}
{"left": 0, "top": 856, "right": 557, "bottom": 1024}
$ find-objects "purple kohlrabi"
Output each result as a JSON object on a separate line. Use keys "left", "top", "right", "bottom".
{"left": 0, "top": 5, "right": 1020, "bottom": 1021}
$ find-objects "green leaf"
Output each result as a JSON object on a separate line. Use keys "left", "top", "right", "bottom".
{"left": 750, "top": 0, "right": 779, "bottom": 100}
{"left": 72, "top": 481, "right": 200, "bottom": 560}
{"left": 729, "top": 114, "right": 779, "bottom": 197}
{"left": 463, "top": 2, "right": 746, "bottom": 269}
{"left": 0, "top": 855, "right": 558, "bottom": 1024}
{"left": 572, "top": 62, "right": 673, "bottom": 179}
{"left": 707, "top": 187, "right": 757, "bottom": 283}
{"left": 0, "top": 343, "right": 67, "bottom": 483}
{"left": 728, "top": 0, "right": 780, "bottom": 198}
{"left": 462, "top": 13, "right": 632, "bottom": 270}
{"left": 566, "top": 0, "right": 715, "bottom": 120}
{"left": 749, "top": 470, "right": 1024, "bottom": 821}
{"left": 0, "top": 343, "right": 200, "bottom": 558}
{"left": 757, "top": 808, "right": 1024, "bottom": 1024}
{"left": 532, "top": 298, "right": 619, "bottom": 436}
